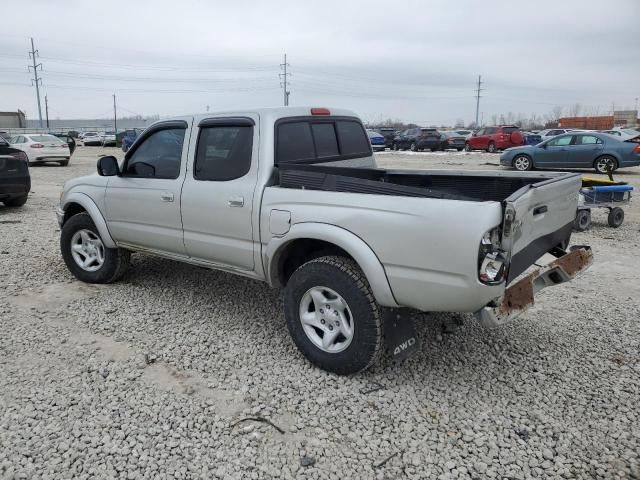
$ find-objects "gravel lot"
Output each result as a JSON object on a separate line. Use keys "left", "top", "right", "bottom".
{"left": 1, "top": 145, "right": 639, "bottom": 479}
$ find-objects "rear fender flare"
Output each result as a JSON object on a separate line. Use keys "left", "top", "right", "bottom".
{"left": 61, "top": 193, "right": 116, "bottom": 248}
{"left": 265, "top": 223, "right": 399, "bottom": 307}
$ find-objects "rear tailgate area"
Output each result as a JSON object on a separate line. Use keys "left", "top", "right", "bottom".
{"left": 502, "top": 173, "right": 582, "bottom": 282}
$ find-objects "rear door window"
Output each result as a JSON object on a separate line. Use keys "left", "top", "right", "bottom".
{"left": 195, "top": 125, "right": 253, "bottom": 181}
{"left": 577, "top": 135, "right": 603, "bottom": 145}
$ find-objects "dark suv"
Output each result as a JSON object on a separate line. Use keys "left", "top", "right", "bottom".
{"left": 393, "top": 128, "right": 445, "bottom": 151}
{"left": 465, "top": 125, "right": 524, "bottom": 153}
{"left": 0, "top": 137, "right": 30, "bottom": 207}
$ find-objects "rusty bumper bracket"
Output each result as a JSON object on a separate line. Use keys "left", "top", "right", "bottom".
{"left": 476, "top": 246, "right": 593, "bottom": 328}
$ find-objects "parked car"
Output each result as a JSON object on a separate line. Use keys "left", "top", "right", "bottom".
{"left": 101, "top": 131, "right": 117, "bottom": 146}
{"left": 366, "top": 130, "right": 386, "bottom": 151}
{"left": 9, "top": 134, "right": 70, "bottom": 166}
{"left": 602, "top": 128, "right": 640, "bottom": 140}
{"left": 82, "top": 132, "right": 102, "bottom": 146}
{"left": 120, "top": 129, "right": 142, "bottom": 152}
{"left": 454, "top": 129, "right": 473, "bottom": 138}
{"left": 500, "top": 132, "right": 640, "bottom": 173}
{"left": 0, "top": 136, "right": 30, "bottom": 207}
{"left": 538, "top": 128, "right": 573, "bottom": 141}
{"left": 441, "top": 131, "right": 466, "bottom": 151}
{"left": 57, "top": 106, "right": 592, "bottom": 374}
{"left": 393, "top": 128, "right": 444, "bottom": 151}
{"left": 0, "top": 131, "right": 11, "bottom": 141}
{"left": 465, "top": 125, "right": 524, "bottom": 153}
{"left": 522, "top": 132, "right": 542, "bottom": 146}
{"left": 373, "top": 127, "right": 399, "bottom": 149}
{"left": 48, "top": 133, "right": 76, "bottom": 156}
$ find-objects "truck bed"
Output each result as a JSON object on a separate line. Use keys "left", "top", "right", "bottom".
{"left": 277, "top": 163, "right": 559, "bottom": 202}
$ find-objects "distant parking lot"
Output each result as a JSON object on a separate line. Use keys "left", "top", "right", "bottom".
{"left": 1, "top": 145, "right": 639, "bottom": 479}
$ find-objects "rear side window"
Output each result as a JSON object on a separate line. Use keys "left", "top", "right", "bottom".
{"left": 502, "top": 127, "right": 518, "bottom": 134}
{"left": 336, "top": 121, "right": 370, "bottom": 155}
{"left": 195, "top": 125, "right": 253, "bottom": 181}
{"left": 277, "top": 122, "right": 315, "bottom": 163}
{"left": 577, "top": 135, "right": 602, "bottom": 145}
{"left": 311, "top": 123, "right": 339, "bottom": 158}
{"left": 485, "top": 127, "right": 497, "bottom": 134}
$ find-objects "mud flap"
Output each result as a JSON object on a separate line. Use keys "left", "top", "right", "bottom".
{"left": 383, "top": 308, "right": 419, "bottom": 361}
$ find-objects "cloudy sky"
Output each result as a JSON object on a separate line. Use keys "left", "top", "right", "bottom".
{"left": 1, "top": 0, "right": 638, "bottom": 126}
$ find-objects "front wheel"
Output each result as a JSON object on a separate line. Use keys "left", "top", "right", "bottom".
{"left": 487, "top": 142, "right": 496, "bottom": 153}
{"left": 60, "top": 213, "right": 130, "bottom": 283}
{"left": 464, "top": 143, "right": 472, "bottom": 152}
{"left": 513, "top": 155, "right": 533, "bottom": 171}
{"left": 284, "top": 256, "right": 383, "bottom": 375}
{"left": 410, "top": 142, "right": 417, "bottom": 152}
{"left": 59, "top": 159, "right": 69, "bottom": 166}
{"left": 594, "top": 156, "right": 617, "bottom": 175}
{"left": 392, "top": 143, "right": 399, "bottom": 151}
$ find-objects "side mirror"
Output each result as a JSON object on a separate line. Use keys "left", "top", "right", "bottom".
{"left": 539, "top": 143, "right": 547, "bottom": 149}
{"left": 97, "top": 155, "right": 119, "bottom": 176}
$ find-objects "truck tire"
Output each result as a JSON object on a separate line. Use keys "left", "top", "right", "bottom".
{"left": 60, "top": 212, "right": 130, "bottom": 284}
{"left": 607, "top": 207, "right": 624, "bottom": 228}
{"left": 3, "top": 195, "right": 28, "bottom": 207}
{"left": 573, "top": 209, "right": 591, "bottom": 232}
{"left": 283, "top": 256, "right": 383, "bottom": 375}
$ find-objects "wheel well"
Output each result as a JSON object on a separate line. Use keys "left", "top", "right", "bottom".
{"left": 593, "top": 154, "right": 618, "bottom": 167}
{"left": 63, "top": 203, "right": 87, "bottom": 224}
{"left": 276, "top": 239, "right": 352, "bottom": 287}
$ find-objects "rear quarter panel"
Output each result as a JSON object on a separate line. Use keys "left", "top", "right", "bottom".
{"left": 261, "top": 187, "right": 505, "bottom": 312}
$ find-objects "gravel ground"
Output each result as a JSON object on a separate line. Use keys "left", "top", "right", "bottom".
{"left": 1, "top": 145, "right": 639, "bottom": 479}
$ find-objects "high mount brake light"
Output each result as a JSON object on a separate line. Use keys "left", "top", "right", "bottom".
{"left": 311, "top": 108, "right": 330, "bottom": 116}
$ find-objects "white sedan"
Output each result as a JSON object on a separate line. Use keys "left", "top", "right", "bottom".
{"left": 9, "top": 134, "right": 70, "bottom": 166}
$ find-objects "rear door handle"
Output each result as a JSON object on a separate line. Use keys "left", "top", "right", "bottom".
{"left": 160, "top": 192, "right": 174, "bottom": 202}
{"left": 533, "top": 205, "right": 548, "bottom": 215}
{"left": 228, "top": 196, "right": 244, "bottom": 207}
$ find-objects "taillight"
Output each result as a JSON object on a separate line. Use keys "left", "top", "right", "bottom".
{"left": 478, "top": 226, "right": 508, "bottom": 284}
{"left": 30, "top": 143, "right": 44, "bottom": 148}
{"left": 311, "top": 107, "right": 330, "bottom": 116}
{"left": 634, "top": 145, "right": 640, "bottom": 154}
{"left": 11, "top": 151, "right": 28, "bottom": 162}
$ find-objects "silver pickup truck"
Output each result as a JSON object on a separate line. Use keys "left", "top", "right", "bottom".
{"left": 57, "top": 107, "right": 592, "bottom": 374}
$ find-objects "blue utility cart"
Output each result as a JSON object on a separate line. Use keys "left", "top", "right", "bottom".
{"left": 574, "top": 183, "right": 633, "bottom": 231}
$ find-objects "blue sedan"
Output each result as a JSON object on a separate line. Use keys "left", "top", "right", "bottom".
{"left": 500, "top": 132, "right": 640, "bottom": 174}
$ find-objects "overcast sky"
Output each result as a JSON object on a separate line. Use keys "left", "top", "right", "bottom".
{"left": 1, "top": 0, "right": 639, "bottom": 126}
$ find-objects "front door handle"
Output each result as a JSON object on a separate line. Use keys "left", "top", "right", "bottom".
{"left": 160, "top": 192, "right": 174, "bottom": 202}
{"left": 228, "top": 196, "right": 244, "bottom": 207}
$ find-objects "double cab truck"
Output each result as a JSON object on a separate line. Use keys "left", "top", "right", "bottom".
{"left": 57, "top": 107, "right": 592, "bottom": 374}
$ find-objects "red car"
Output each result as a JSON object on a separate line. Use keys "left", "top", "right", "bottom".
{"left": 465, "top": 125, "right": 524, "bottom": 153}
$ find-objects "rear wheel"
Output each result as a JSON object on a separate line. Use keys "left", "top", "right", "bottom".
{"left": 60, "top": 213, "right": 130, "bottom": 283}
{"left": 410, "top": 142, "right": 417, "bottom": 152}
{"left": 607, "top": 207, "right": 624, "bottom": 228}
{"left": 59, "top": 159, "right": 69, "bottom": 166}
{"left": 574, "top": 209, "right": 591, "bottom": 232}
{"left": 594, "top": 156, "right": 617, "bottom": 174}
{"left": 456, "top": 147, "right": 463, "bottom": 152}
{"left": 3, "top": 195, "right": 28, "bottom": 207}
{"left": 392, "top": 143, "right": 399, "bottom": 151}
{"left": 487, "top": 142, "right": 497, "bottom": 153}
{"left": 284, "top": 256, "right": 383, "bottom": 375}
{"left": 513, "top": 154, "right": 533, "bottom": 171}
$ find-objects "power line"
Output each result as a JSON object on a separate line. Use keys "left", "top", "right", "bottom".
{"left": 279, "top": 53, "right": 291, "bottom": 106}
{"left": 28, "top": 37, "right": 44, "bottom": 128}
{"left": 474, "top": 75, "right": 483, "bottom": 127}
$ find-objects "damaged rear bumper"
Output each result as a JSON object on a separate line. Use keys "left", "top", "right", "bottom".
{"left": 475, "top": 246, "right": 593, "bottom": 328}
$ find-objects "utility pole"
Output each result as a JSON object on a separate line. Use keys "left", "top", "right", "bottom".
{"left": 279, "top": 53, "right": 291, "bottom": 106}
{"left": 474, "top": 75, "right": 483, "bottom": 127}
{"left": 45, "top": 95, "right": 49, "bottom": 128}
{"left": 113, "top": 94, "right": 117, "bottom": 133}
{"left": 28, "top": 37, "right": 43, "bottom": 128}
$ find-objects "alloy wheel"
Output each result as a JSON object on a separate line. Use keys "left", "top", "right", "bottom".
{"left": 299, "top": 286, "right": 354, "bottom": 353}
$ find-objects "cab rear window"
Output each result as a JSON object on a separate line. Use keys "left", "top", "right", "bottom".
{"left": 276, "top": 118, "right": 371, "bottom": 164}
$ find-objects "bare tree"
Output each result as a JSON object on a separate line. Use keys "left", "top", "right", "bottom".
{"left": 454, "top": 118, "right": 465, "bottom": 128}
{"left": 550, "top": 106, "right": 564, "bottom": 121}
{"left": 491, "top": 114, "right": 498, "bottom": 126}
{"left": 568, "top": 103, "right": 582, "bottom": 117}
{"left": 499, "top": 114, "right": 506, "bottom": 124}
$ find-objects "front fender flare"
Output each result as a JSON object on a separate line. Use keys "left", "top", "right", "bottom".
{"left": 61, "top": 193, "right": 117, "bottom": 248}
{"left": 265, "top": 223, "right": 399, "bottom": 308}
